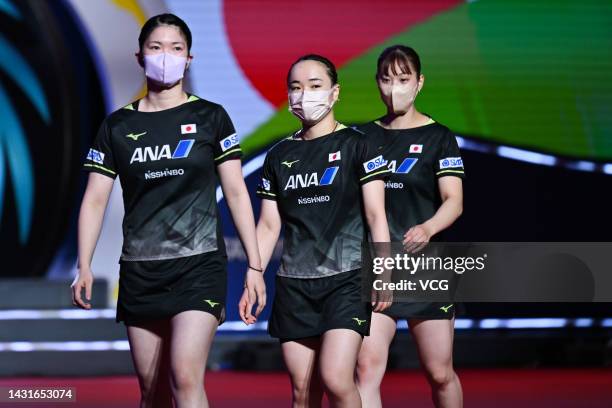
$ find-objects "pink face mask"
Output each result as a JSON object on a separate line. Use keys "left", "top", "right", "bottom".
{"left": 288, "top": 88, "right": 336, "bottom": 125}
{"left": 380, "top": 83, "right": 419, "bottom": 115}
{"left": 143, "top": 53, "right": 188, "bottom": 86}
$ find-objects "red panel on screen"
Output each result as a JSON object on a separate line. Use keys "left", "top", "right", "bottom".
{"left": 224, "top": 0, "right": 461, "bottom": 107}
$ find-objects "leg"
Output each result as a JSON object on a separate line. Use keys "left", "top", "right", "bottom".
{"left": 126, "top": 319, "right": 173, "bottom": 408}
{"left": 409, "top": 318, "right": 463, "bottom": 408}
{"left": 281, "top": 338, "right": 324, "bottom": 408}
{"left": 356, "top": 313, "right": 397, "bottom": 408}
{"left": 169, "top": 310, "right": 218, "bottom": 408}
{"left": 319, "top": 329, "right": 363, "bottom": 408}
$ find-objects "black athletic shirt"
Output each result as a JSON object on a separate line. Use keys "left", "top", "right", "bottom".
{"left": 256, "top": 125, "right": 390, "bottom": 278}
{"left": 357, "top": 120, "right": 465, "bottom": 241}
{"left": 83, "top": 94, "right": 242, "bottom": 261}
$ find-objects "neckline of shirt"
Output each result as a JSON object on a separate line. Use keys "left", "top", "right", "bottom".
{"left": 290, "top": 123, "right": 349, "bottom": 142}
{"left": 374, "top": 117, "right": 436, "bottom": 132}
{"left": 124, "top": 93, "right": 200, "bottom": 114}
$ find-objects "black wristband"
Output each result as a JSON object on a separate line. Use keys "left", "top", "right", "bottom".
{"left": 248, "top": 265, "right": 263, "bottom": 273}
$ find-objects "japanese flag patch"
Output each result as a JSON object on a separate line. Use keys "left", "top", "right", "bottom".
{"left": 409, "top": 144, "right": 423, "bottom": 153}
{"left": 181, "top": 124, "right": 197, "bottom": 134}
{"left": 328, "top": 151, "right": 341, "bottom": 162}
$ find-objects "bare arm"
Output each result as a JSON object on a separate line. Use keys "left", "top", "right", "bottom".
{"left": 404, "top": 176, "right": 463, "bottom": 246}
{"left": 238, "top": 198, "right": 282, "bottom": 324}
{"left": 362, "top": 179, "right": 392, "bottom": 312}
{"left": 256, "top": 199, "right": 282, "bottom": 272}
{"left": 73, "top": 173, "right": 114, "bottom": 309}
{"left": 218, "top": 159, "right": 267, "bottom": 322}
{"left": 217, "top": 159, "right": 262, "bottom": 270}
{"left": 362, "top": 180, "right": 390, "bottom": 243}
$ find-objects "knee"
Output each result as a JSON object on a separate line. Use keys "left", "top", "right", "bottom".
{"left": 356, "top": 349, "right": 387, "bottom": 380}
{"left": 425, "top": 365, "right": 455, "bottom": 388}
{"left": 170, "top": 366, "right": 202, "bottom": 394}
{"left": 320, "top": 368, "right": 354, "bottom": 398}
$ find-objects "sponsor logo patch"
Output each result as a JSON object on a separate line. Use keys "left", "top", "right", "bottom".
{"left": 439, "top": 157, "right": 463, "bottom": 169}
{"left": 220, "top": 133, "right": 239, "bottom": 152}
{"left": 363, "top": 155, "right": 388, "bottom": 173}
{"left": 86, "top": 148, "right": 105, "bottom": 165}
{"left": 261, "top": 178, "right": 271, "bottom": 191}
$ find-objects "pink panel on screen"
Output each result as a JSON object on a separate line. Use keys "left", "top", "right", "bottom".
{"left": 224, "top": 0, "right": 461, "bottom": 107}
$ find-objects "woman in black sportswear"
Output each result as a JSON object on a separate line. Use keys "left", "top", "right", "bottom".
{"left": 72, "top": 14, "right": 265, "bottom": 407}
{"left": 356, "top": 45, "right": 465, "bottom": 408}
{"left": 246, "top": 54, "right": 391, "bottom": 408}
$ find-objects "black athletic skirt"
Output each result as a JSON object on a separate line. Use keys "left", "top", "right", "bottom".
{"left": 116, "top": 250, "right": 227, "bottom": 325}
{"left": 269, "top": 269, "right": 372, "bottom": 341}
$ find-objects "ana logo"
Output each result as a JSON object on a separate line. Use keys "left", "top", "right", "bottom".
{"left": 363, "top": 155, "right": 387, "bottom": 174}
{"left": 389, "top": 158, "right": 418, "bottom": 174}
{"left": 86, "top": 148, "right": 105, "bottom": 165}
{"left": 219, "top": 133, "right": 238, "bottom": 152}
{"left": 130, "top": 139, "right": 195, "bottom": 164}
{"left": 328, "top": 150, "right": 341, "bottom": 162}
{"left": 439, "top": 157, "right": 463, "bottom": 169}
{"left": 409, "top": 144, "right": 423, "bottom": 153}
{"left": 181, "top": 123, "right": 196, "bottom": 134}
{"left": 284, "top": 166, "right": 339, "bottom": 191}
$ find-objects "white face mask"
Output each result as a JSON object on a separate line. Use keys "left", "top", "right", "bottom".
{"left": 380, "top": 83, "right": 419, "bottom": 114}
{"left": 288, "top": 88, "right": 336, "bottom": 125}
{"left": 143, "top": 53, "right": 188, "bottom": 86}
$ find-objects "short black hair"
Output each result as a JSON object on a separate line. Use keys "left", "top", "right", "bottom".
{"left": 376, "top": 45, "right": 421, "bottom": 78}
{"left": 138, "top": 13, "right": 192, "bottom": 53}
{"left": 287, "top": 54, "right": 338, "bottom": 87}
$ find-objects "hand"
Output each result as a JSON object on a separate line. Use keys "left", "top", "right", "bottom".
{"left": 238, "top": 268, "right": 266, "bottom": 325}
{"left": 372, "top": 287, "right": 393, "bottom": 312}
{"left": 403, "top": 223, "right": 433, "bottom": 253}
{"left": 71, "top": 268, "right": 93, "bottom": 309}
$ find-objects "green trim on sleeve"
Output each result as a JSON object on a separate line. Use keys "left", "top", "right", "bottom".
{"left": 214, "top": 147, "right": 242, "bottom": 161}
{"left": 436, "top": 169, "right": 465, "bottom": 176}
{"left": 84, "top": 163, "right": 116, "bottom": 175}
{"left": 257, "top": 191, "right": 277, "bottom": 197}
{"left": 359, "top": 169, "right": 390, "bottom": 182}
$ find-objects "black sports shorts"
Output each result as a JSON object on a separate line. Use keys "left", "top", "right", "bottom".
{"left": 269, "top": 269, "right": 372, "bottom": 341}
{"left": 116, "top": 250, "right": 227, "bottom": 325}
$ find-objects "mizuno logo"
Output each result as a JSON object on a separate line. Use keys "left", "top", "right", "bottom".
{"left": 130, "top": 139, "right": 194, "bottom": 164}
{"left": 203, "top": 299, "right": 219, "bottom": 308}
{"left": 440, "top": 304, "right": 454, "bottom": 313}
{"left": 352, "top": 317, "right": 367, "bottom": 326}
{"left": 126, "top": 131, "right": 147, "bottom": 141}
{"left": 282, "top": 160, "right": 300, "bottom": 168}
